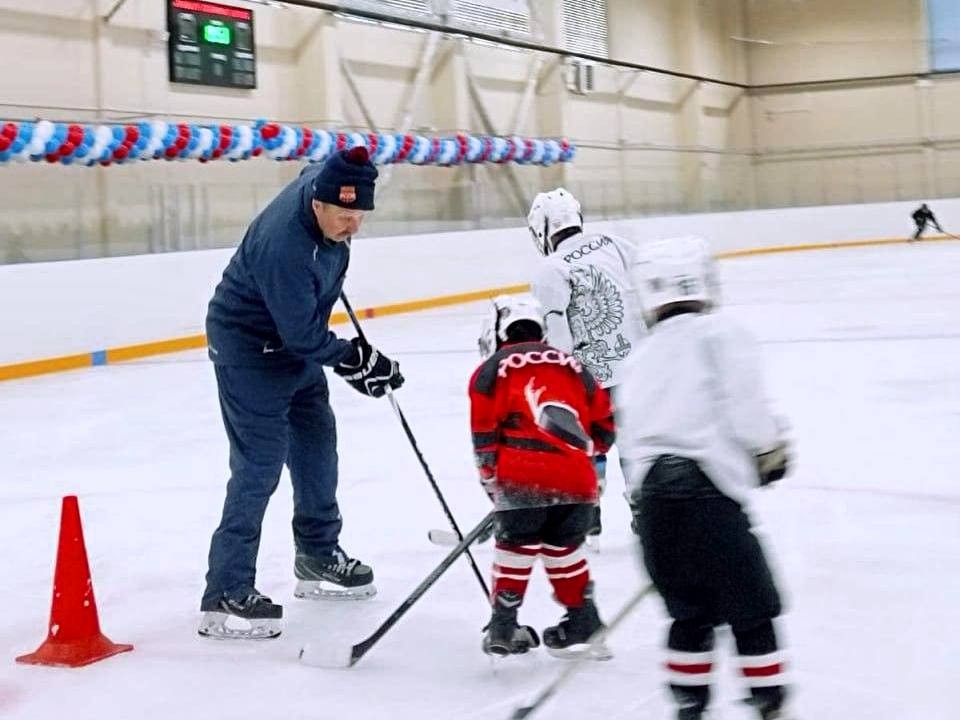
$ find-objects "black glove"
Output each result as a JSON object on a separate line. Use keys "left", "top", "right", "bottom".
{"left": 334, "top": 338, "right": 404, "bottom": 398}
{"left": 756, "top": 442, "right": 790, "bottom": 486}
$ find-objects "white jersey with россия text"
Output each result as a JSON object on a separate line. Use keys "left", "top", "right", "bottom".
{"left": 531, "top": 231, "right": 644, "bottom": 389}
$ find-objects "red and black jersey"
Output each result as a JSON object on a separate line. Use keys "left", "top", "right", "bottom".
{"left": 468, "top": 341, "right": 615, "bottom": 509}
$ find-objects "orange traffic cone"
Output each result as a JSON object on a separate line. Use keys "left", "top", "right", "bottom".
{"left": 16, "top": 495, "right": 133, "bottom": 667}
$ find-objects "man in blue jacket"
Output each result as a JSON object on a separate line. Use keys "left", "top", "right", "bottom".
{"left": 199, "top": 146, "right": 404, "bottom": 640}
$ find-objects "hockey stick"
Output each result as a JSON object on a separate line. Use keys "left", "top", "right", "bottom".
{"left": 300, "top": 512, "right": 495, "bottom": 669}
{"left": 338, "top": 291, "right": 491, "bottom": 598}
{"left": 507, "top": 582, "right": 657, "bottom": 720}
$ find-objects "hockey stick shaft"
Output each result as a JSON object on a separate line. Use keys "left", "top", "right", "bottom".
{"left": 347, "top": 512, "right": 495, "bottom": 666}
{"left": 508, "top": 582, "right": 657, "bottom": 720}
{"left": 338, "top": 291, "right": 491, "bottom": 598}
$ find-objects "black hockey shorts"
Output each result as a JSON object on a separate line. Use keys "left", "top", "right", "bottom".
{"left": 494, "top": 503, "right": 594, "bottom": 547}
{"left": 633, "top": 456, "right": 782, "bottom": 625}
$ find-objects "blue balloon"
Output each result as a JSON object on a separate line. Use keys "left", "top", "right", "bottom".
{"left": 11, "top": 140, "right": 24, "bottom": 154}
{"left": 61, "top": 155, "right": 74, "bottom": 165}
{"left": 74, "top": 145, "right": 89, "bottom": 159}
{"left": 17, "top": 123, "right": 33, "bottom": 142}
{"left": 0, "top": 150, "right": 11, "bottom": 162}
{"left": 111, "top": 125, "right": 125, "bottom": 142}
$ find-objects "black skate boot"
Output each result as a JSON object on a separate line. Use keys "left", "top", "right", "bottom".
{"left": 198, "top": 590, "right": 283, "bottom": 640}
{"left": 482, "top": 591, "right": 541, "bottom": 656}
{"left": 672, "top": 685, "right": 710, "bottom": 720}
{"left": 294, "top": 545, "right": 376, "bottom": 600}
{"left": 543, "top": 583, "right": 610, "bottom": 659}
{"left": 744, "top": 686, "right": 789, "bottom": 720}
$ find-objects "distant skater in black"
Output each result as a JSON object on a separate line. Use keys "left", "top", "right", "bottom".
{"left": 911, "top": 203, "right": 943, "bottom": 241}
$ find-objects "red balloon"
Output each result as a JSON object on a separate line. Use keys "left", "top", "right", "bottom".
{"left": 2, "top": 122, "right": 17, "bottom": 140}
{"left": 261, "top": 123, "right": 280, "bottom": 140}
{"left": 45, "top": 153, "right": 59, "bottom": 163}
{"left": 114, "top": 145, "right": 129, "bottom": 160}
{"left": 212, "top": 148, "right": 223, "bottom": 159}
{"left": 177, "top": 123, "right": 190, "bottom": 137}
{"left": 220, "top": 124, "right": 232, "bottom": 137}
{"left": 252, "top": 146, "right": 263, "bottom": 157}
{"left": 125, "top": 126, "right": 139, "bottom": 144}
{"left": 0, "top": 137, "right": 11, "bottom": 152}
{"left": 165, "top": 146, "right": 178, "bottom": 158}
{"left": 60, "top": 141, "right": 76, "bottom": 156}
{"left": 335, "top": 133, "right": 347, "bottom": 151}
{"left": 218, "top": 136, "right": 230, "bottom": 150}
{"left": 99, "top": 159, "right": 112, "bottom": 166}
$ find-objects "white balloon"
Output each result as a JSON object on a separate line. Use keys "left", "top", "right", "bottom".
{"left": 28, "top": 120, "right": 54, "bottom": 155}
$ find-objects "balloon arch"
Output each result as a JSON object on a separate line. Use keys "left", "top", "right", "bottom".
{"left": 0, "top": 119, "right": 575, "bottom": 167}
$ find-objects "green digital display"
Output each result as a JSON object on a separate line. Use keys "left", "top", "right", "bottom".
{"left": 203, "top": 24, "right": 231, "bottom": 45}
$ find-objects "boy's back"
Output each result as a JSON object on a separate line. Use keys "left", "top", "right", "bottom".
{"left": 469, "top": 339, "right": 613, "bottom": 509}
{"left": 619, "top": 311, "right": 780, "bottom": 505}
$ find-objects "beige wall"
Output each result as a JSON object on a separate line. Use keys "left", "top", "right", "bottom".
{"left": 0, "top": 0, "right": 956, "bottom": 262}
{"left": 745, "top": 0, "right": 925, "bottom": 85}
{"left": 744, "top": 0, "right": 938, "bottom": 207}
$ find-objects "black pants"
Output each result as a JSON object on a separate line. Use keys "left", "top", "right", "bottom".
{"left": 494, "top": 503, "right": 593, "bottom": 546}
{"left": 634, "top": 456, "right": 786, "bottom": 715}
{"left": 634, "top": 456, "right": 781, "bottom": 624}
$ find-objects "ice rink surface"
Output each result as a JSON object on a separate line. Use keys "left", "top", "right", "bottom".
{"left": 2, "top": 241, "right": 959, "bottom": 719}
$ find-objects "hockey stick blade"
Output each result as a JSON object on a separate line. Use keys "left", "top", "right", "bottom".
{"left": 507, "top": 582, "right": 656, "bottom": 720}
{"left": 302, "top": 512, "right": 495, "bottom": 670}
{"left": 428, "top": 528, "right": 459, "bottom": 546}
{"left": 299, "top": 640, "right": 359, "bottom": 669}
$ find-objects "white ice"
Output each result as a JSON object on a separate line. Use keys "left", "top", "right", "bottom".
{"left": 2, "top": 242, "right": 959, "bottom": 720}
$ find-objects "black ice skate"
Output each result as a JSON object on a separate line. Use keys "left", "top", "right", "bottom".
{"left": 744, "top": 687, "right": 790, "bottom": 720}
{"left": 542, "top": 583, "right": 611, "bottom": 660}
{"left": 198, "top": 591, "right": 282, "bottom": 640}
{"left": 673, "top": 685, "right": 710, "bottom": 720}
{"left": 482, "top": 591, "right": 540, "bottom": 656}
{"left": 294, "top": 546, "right": 376, "bottom": 600}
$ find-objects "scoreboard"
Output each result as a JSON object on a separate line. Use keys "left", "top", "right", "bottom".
{"left": 167, "top": 0, "right": 256, "bottom": 90}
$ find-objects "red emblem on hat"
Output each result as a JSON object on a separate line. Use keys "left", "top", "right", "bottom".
{"left": 339, "top": 185, "right": 357, "bottom": 204}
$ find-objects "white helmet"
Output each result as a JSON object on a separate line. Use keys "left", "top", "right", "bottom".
{"left": 527, "top": 187, "right": 583, "bottom": 255}
{"left": 478, "top": 294, "right": 545, "bottom": 358}
{"left": 632, "top": 236, "right": 718, "bottom": 322}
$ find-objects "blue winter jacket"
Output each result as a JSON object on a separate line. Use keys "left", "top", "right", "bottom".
{"left": 206, "top": 165, "right": 355, "bottom": 367}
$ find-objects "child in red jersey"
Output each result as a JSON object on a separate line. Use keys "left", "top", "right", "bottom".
{"left": 469, "top": 295, "right": 615, "bottom": 657}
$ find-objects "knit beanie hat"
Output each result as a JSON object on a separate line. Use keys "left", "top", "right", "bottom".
{"left": 311, "top": 147, "right": 378, "bottom": 210}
